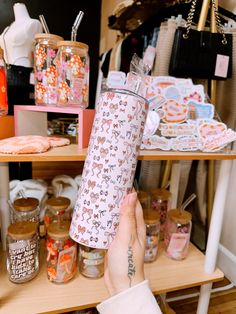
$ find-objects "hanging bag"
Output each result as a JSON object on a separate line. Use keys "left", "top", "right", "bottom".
{"left": 169, "top": 0, "right": 232, "bottom": 80}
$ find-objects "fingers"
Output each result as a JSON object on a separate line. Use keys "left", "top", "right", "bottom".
{"left": 117, "top": 192, "right": 138, "bottom": 243}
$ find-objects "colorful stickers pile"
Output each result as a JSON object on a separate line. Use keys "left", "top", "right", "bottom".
{"left": 141, "top": 76, "right": 236, "bottom": 152}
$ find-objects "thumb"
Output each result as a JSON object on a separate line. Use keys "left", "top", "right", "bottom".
{"left": 117, "top": 192, "right": 138, "bottom": 243}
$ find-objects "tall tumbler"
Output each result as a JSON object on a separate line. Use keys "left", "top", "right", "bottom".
{"left": 70, "top": 89, "right": 148, "bottom": 249}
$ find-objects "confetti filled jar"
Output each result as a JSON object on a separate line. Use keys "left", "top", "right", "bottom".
{"left": 34, "top": 33, "right": 63, "bottom": 105}
{"left": 150, "top": 188, "right": 171, "bottom": 240}
{"left": 56, "top": 41, "right": 89, "bottom": 107}
{"left": 6, "top": 221, "right": 39, "bottom": 283}
{"left": 11, "top": 197, "right": 40, "bottom": 224}
{"left": 46, "top": 222, "right": 77, "bottom": 283}
{"left": 44, "top": 196, "right": 71, "bottom": 230}
{"left": 144, "top": 209, "right": 160, "bottom": 263}
{"left": 164, "top": 209, "right": 192, "bottom": 261}
{"left": 79, "top": 245, "right": 105, "bottom": 278}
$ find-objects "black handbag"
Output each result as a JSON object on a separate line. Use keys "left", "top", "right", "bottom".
{"left": 169, "top": 0, "right": 233, "bottom": 80}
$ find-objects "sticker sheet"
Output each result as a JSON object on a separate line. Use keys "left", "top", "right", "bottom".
{"left": 70, "top": 90, "right": 148, "bottom": 249}
{"left": 142, "top": 76, "right": 236, "bottom": 152}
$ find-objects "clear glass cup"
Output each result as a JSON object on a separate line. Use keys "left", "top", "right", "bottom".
{"left": 34, "top": 33, "right": 64, "bottom": 105}
{"left": 164, "top": 209, "right": 192, "bottom": 260}
{"left": 56, "top": 40, "right": 89, "bottom": 108}
{"left": 46, "top": 221, "right": 77, "bottom": 283}
{"left": 150, "top": 188, "right": 171, "bottom": 240}
{"left": 6, "top": 221, "right": 39, "bottom": 283}
{"left": 144, "top": 209, "right": 160, "bottom": 263}
{"left": 11, "top": 197, "right": 40, "bottom": 224}
{"left": 44, "top": 196, "right": 71, "bottom": 231}
{"left": 79, "top": 245, "right": 105, "bottom": 278}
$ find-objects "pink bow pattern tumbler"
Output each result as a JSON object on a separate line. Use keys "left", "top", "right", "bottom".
{"left": 70, "top": 89, "right": 148, "bottom": 249}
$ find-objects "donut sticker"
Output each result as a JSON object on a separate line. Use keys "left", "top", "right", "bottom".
{"left": 162, "top": 100, "right": 188, "bottom": 123}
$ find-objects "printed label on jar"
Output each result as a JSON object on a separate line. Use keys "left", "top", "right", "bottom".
{"left": 167, "top": 233, "right": 190, "bottom": 258}
{"left": 55, "top": 246, "right": 76, "bottom": 283}
{"left": 83, "top": 257, "right": 104, "bottom": 266}
{"left": 80, "top": 250, "right": 105, "bottom": 260}
{"left": 8, "top": 239, "right": 38, "bottom": 282}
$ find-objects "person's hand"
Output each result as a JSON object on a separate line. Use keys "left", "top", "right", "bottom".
{"left": 104, "top": 192, "right": 146, "bottom": 296}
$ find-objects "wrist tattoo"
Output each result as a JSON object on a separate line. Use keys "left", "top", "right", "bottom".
{"left": 127, "top": 240, "right": 136, "bottom": 287}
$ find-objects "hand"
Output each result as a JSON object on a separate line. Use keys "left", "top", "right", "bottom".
{"left": 104, "top": 192, "right": 146, "bottom": 296}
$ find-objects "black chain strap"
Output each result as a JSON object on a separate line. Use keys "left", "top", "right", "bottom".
{"left": 183, "top": 0, "right": 227, "bottom": 45}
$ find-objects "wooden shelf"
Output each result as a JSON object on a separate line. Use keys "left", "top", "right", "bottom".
{"left": 0, "top": 243, "right": 223, "bottom": 314}
{"left": 0, "top": 144, "right": 236, "bottom": 162}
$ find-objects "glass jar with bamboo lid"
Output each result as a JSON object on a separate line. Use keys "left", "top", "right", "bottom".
{"left": 46, "top": 221, "right": 77, "bottom": 283}
{"left": 11, "top": 197, "right": 40, "bottom": 224}
{"left": 44, "top": 196, "right": 71, "bottom": 230}
{"left": 6, "top": 221, "right": 39, "bottom": 283}
{"left": 56, "top": 40, "right": 89, "bottom": 108}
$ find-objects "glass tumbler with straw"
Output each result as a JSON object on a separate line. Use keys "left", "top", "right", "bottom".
{"left": 164, "top": 193, "right": 196, "bottom": 261}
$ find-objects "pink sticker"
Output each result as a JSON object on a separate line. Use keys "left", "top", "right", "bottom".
{"left": 167, "top": 233, "right": 190, "bottom": 259}
{"left": 198, "top": 122, "right": 227, "bottom": 140}
{"left": 70, "top": 90, "right": 147, "bottom": 249}
{"left": 159, "top": 123, "right": 197, "bottom": 137}
{"left": 162, "top": 100, "right": 188, "bottom": 123}
{"left": 215, "top": 54, "right": 230, "bottom": 78}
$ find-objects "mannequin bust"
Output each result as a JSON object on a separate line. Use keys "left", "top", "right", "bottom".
{"left": 0, "top": 3, "right": 42, "bottom": 67}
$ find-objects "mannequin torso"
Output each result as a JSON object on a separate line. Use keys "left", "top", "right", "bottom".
{"left": 0, "top": 3, "right": 42, "bottom": 67}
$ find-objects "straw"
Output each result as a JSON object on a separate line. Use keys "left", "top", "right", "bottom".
{"left": 71, "top": 11, "right": 84, "bottom": 41}
{"left": 180, "top": 193, "right": 196, "bottom": 212}
{"left": 39, "top": 15, "right": 50, "bottom": 34}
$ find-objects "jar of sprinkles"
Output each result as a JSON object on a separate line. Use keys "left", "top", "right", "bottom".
{"left": 164, "top": 209, "right": 192, "bottom": 260}
{"left": 144, "top": 209, "right": 160, "bottom": 263}
{"left": 6, "top": 221, "right": 39, "bottom": 283}
{"left": 150, "top": 188, "right": 171, "bottom": 240}
{"left": 46, "top": 221, "right": 77, "bottom": 283}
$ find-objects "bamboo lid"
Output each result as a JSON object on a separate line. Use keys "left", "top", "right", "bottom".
{"left": 143, "top": 209, "right": 160, "bottom": 224}
{"left": 8, "top": 221, "right": 38, "bottom": 240}
{"left": 0, "top": 48, "right": 3, "bottom": 58}
{"left": 150, "top": 188, "right": 171, "bottom": 201}
{"left": 35, "top": 33, "right": 64, "bottom": 41}
{"left": 13, "top": 197, "right": 39, "bottom": 212}
{"left": 57, "top": 40, "right": 88, "bottom": 50}
{"left": 46, "top": 196, "right": 70, "bottom": 210}
{"left": 168, "top": 209, "right": 192, "bottom": 225}
{"left": 47, "top": 221, "right": 70, "bottom": 240}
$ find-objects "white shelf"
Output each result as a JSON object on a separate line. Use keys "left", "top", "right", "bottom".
{"left": 0, "top": 242, "right": 223, "bottom": 314}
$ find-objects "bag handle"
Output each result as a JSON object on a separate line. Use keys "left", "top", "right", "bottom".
{"left": 183, "top": 0, "right": 227, "bottom": 45}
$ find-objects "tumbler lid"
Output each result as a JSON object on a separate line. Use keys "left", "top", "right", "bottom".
{"left": 46, "top": 196, "right": 70, "bottom": 210}
{"left": 8, "top": 221, "right": 38, "bottom": 240}
{"left": 144, "top": 209, "right": 160, "bottom": 224}
{"left": 150, "top": 188, "right": 171, "bottom": 201}
{"left": 57, "top": 40, "right": 88, "bottom": 50}
{"left": 35, "top": 33, "right": 64, "bottom": 41}
{"left": 47, "top": 221, "right": 70, "bottom": 239}
{"left": 168, "top": 209, "right": 192, "bottom": 224}
{"left": 13, "top": 197, "right": 39, "bottom": 212}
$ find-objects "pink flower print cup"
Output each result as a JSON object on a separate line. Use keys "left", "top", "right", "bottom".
{"left": 70, "top": 89, "right": 148, "bottom": 249}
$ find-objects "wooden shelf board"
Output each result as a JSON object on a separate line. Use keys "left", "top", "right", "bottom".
{"left": 0, "top": 144, "right": 236, "bottom": 162}
{"left": 0, "top": 243, "right": 223, "bottom": 314}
